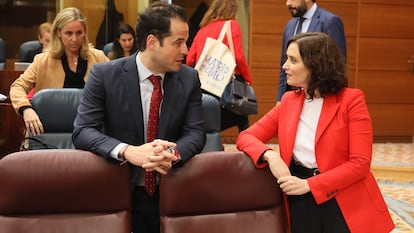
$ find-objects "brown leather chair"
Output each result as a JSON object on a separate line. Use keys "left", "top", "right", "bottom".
{"left": 0, "top": 149, "right": 131, "bottom": 233}
{"left": 159, "top": 151, "right": 288, "bottom": 233}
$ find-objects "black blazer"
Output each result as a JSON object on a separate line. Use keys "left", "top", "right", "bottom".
{"left": 73, "top": 53, "right": 206, "bottom": 184}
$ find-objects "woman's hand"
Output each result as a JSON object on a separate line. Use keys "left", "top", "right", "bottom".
{"left": 23, "top": 108, "right": 44, "bottom": 136}
{"left": 278, "top": 176, "right": 310, "bottom": 195}
{"left": 262, "top": 150, "right": 291, "bottom": 179}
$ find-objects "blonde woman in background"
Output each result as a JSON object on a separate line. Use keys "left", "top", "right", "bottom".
{"left": 21, "top": 22, "right": 52, "bottom": 62}
{"left": 10, "top": 7, "right": 108, "bottom": 136}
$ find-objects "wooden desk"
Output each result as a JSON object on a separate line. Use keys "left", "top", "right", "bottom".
{"left": 0, "top": 70, "right": 25, "bottom": 158}
{"left": 0, "top": 102, "right": 25, "bottom": 158}
{"left": 5, "top": 59, "right": 18, "bottom": 71}
{"left": 0, "top": 70, "right": 23, "bottom": 96}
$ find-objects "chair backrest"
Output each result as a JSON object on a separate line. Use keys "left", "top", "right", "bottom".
{"left": 103, "top": 42, "right": 113, "bottom": 56}
{"left": 0, "top": 38, "right": 5, "bottom": 70}
{"left": 19, "top": 40, "right": 41, "bottom": 62}
{"left": 30, "top": 88, "right": 83, "bottom": 149}
{"left": 201, "top": 93, "right": 222, "bottom": 152}
{"left": 0, "top": 149, "right": 131, "bottom": 233}
{"left": 159, "top": 151, "right": 287, "bottom": 233}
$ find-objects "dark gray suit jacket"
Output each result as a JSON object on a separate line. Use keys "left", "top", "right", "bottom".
{"left": 277, "top": 6, "right": 347, "bottom": 101}
{"left": 73, "top": 54, "right": 206, "bottom": 185}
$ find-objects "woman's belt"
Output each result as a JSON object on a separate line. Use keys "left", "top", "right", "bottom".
{"left": 290, "top": 161, "right": 320, "bottom": 178}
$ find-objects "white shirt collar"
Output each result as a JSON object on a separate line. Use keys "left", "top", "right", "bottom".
{"left": 303, "top": 3, "right": 317, "bottom": 20}
{"left": 136, "top": 52, "right": 166, "bottom": 81}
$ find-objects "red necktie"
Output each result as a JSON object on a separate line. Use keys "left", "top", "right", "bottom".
{"left": 145, "top": 75, "right": 162, "bottom": 196}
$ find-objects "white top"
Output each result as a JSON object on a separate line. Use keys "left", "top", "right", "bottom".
{"left": 293, "top": 97, "right": 323, "bottom": 168}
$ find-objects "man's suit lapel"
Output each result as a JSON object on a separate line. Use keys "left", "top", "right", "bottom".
{"left": 158, "top": 72, "right": 180, "bottom": 138}
{"left": 121, "top": 55, "right": 145, "bottom": 141}
{"left": 287, "top": 19, "right": 297, "bottom": 37}
{"left": 119, "top": 55, "right": 145, "bottom": 185}
{"left": 315, "top": 95, "right": 339, "bottom": 144}
{"left": 307, "top": 7, "right": 321, "bottom": 32}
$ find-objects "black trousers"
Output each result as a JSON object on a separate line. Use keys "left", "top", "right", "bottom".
{"left": 288, "top": 162, "right": 350, "bottom": 233}
{"left": 131, "top": 186, "right": 160, "bottom": 233}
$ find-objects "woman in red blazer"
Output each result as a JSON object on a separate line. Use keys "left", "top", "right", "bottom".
{"left": 236, "top": 32, "right": 394, "bottom": 233}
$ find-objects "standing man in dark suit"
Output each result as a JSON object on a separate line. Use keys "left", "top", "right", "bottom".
{"left": 277, "top": 0, "right": 347, "bottom": 101}
{"left": 72, "top": 2, "right": 206, "bottom": 233}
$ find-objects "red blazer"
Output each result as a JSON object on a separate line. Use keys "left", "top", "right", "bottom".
{"left": 186, "top": 19, "right": 252, "bottom": 84}
{"left": 237, "top": 88, "right": 394, "bottom": 233}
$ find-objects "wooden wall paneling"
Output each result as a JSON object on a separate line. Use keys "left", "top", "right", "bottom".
{"left": 358, "top": 71, "right": 414, "bottom": 104}
{"left": 360, "top": 0, "right": 414, "bottom": 6}
{"left": 250, "top": 1, "right": 289, "bottom": 35}
{"left": 358, "top": 38, "right": 414, "bottom": 71}
{"left": 359, "top": 4, "right": 414, "bottom": 38}
{"left": 250, "top": 34, "right": 281, "bottom": 68}
{"left": 62, "top": 0, "right": 106, "bottom": 47}
{"left": 357, "top": 2, "right": 414, "bottom": 142}
{"left": 368, "top": 104, "right": 414, "bottom": 141}
{"left": 345, "top": 37, "right": 357, "bottom": 87}
{"left": 250, "top": 68, "right": 279, "bottom": 102}
{"left": 316, "top": 2, "right": 359, "bottom": 37}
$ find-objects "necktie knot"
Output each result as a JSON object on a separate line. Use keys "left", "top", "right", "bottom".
{"left": 149, "top": 75, "right": 161, "bottom": 90}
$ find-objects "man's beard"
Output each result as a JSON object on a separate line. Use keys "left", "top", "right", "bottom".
{"left": 289, "top": 3, "right": 307, "bottom": 17}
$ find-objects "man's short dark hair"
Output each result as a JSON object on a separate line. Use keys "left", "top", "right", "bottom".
{"left": 136, "top": 2, "right": 188, "bottom": 51}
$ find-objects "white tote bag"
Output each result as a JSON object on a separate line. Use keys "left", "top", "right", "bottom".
{"left": 195, "top": 21, "right": 236, "bottom": 97}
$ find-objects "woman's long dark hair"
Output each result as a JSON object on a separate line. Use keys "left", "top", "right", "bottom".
{"left": 287, "top": 32, "right": 347, "bottom": 99}
{"left": 110, "top": 24, "right": 138, "bottom": 59}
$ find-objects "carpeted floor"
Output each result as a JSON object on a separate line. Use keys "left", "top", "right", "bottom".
{"left": 223, "top": 143, "right": 414, "bottom": 232}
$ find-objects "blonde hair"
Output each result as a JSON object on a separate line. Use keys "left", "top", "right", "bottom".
{"left": 49, "top": 7, "right": 90, "bottom": 59}
{"left": 38, "top": 22, "right": 52, "bottom": 38}
{"left": 199, "top": 0, "right": 238, "bottom": 27}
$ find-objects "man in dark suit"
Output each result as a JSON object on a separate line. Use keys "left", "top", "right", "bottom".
{"left": 277, "top": 0, "right": 347, "bottom": 101}
{"left": 72, "top": 2, "right": 206, "bottom": 233}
